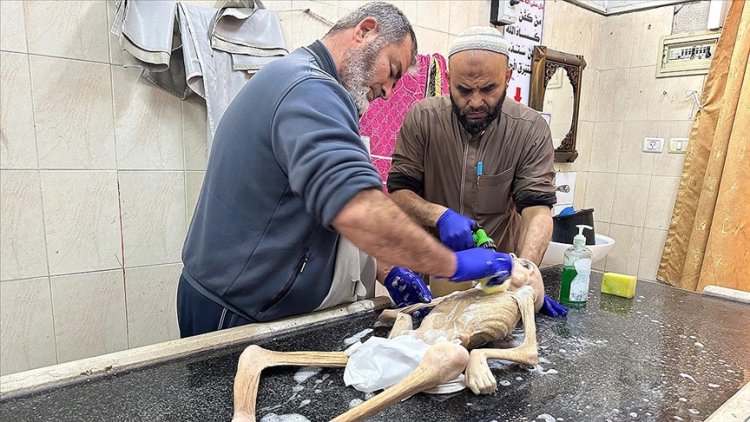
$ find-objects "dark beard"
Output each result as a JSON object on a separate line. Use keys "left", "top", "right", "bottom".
{"left": 450, "top": 90, "right": 506, "bottom": 135}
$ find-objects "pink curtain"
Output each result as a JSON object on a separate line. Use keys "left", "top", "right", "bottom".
{"left": 359, "top": 53, "right": 449, "bottom": 189}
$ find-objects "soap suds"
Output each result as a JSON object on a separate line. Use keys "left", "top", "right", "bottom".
{"left": 499, "top": 380, "right": 511, "bottom": 386}
{"left": 708, "top": 383, "right": 719, "bottom": 388}
{"left": 293, "top": 367, "right": 322, "bottom": 384}
{"left": 688, "top": 409, "right": 699, "bottom": 415}
{"left": 349, "top": 399, "right": 363, "bottom": 408}
{"left": 679, "top": 373, "right": 697, "bottom": 383}
{"left": 673, "top": 416, "right": 684, "bottom": 421}
{"left": 343, "top": 328, "right": 373, "bottom": 346}
{"left": 678, "top": 397, "right": 687, "bottom": 402}
{"left": 694, "top": 342, "right": 704, "bottom": 348}
{"left": 260, "top": 414, "right": 311, "bottom": 422}
{"left": 536, "top": 414, "right": 556, "bottom": 422}
{"left": 629, "top": 412, "right": 638, "bottom": 418}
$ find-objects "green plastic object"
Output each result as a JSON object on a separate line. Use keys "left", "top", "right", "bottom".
{"left": 472, "top": 226, "right": 496, "bottom": 250}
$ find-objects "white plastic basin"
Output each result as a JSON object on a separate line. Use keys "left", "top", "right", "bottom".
{"left": 541, "top": 234, "right": 615, "bottom": 267}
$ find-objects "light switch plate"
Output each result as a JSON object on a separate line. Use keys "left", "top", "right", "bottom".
{"left": 643, "top": 137, "right": 664, "bottom": 153}
{"left": 668, "top": 137, "right": 689, "bottom": 154}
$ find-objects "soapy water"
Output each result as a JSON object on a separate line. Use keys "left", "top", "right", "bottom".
{"left": 260, "top": 414, "right": 311, "bottom": 422}
{"left": 293, "top": 367, "right": 322, "bottom": 384}
{"left": 343, "top": 328, "right": 373, "bottom": 346}
{"left": 679, "top": 373, "right": 697, "bottom": 384}
{"left": 536, "top": 414, "right": 556, "bottom": 422}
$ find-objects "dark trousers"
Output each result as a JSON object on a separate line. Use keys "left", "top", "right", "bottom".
{"left": 176, "top": 274, "right": 251, "bottom": 338}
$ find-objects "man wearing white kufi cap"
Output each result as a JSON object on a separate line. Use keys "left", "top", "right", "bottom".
{"left": 388, "top": 26, "right": 556, "bottom": 297}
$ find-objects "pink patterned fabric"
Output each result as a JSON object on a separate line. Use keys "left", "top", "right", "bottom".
{"left": 359, "top": 53, "right": 449, "bottom": 189}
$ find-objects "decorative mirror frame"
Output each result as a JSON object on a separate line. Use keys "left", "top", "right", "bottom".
{"left": 529, "top": 46, "right": 587, "bottom": 163}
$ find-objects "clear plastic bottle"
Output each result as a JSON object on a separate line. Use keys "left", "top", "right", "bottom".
{"left": 559, "top": 225, "right": 593, "bottom": 306}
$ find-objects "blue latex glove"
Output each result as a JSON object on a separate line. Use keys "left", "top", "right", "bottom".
{"left": 436, "top": 209, "right": 476, "bottom": 251}
{"left": 450, "top": 248, "right": 513, "bottom": 282}
{"left": 540, "top": 294, "right": 568, "bottom": 317}
{"left": 384, "top": 267, "right": 433, "bottom": 308}
{"left": 482, "top": 252, "right": 514, "bottom": 286}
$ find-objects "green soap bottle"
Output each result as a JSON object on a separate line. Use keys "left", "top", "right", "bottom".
{"left": 559, "top": 224, "right": 593, "bottom": 306}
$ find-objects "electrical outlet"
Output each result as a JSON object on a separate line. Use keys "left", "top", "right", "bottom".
{"left": 642, "top": 137, "right": 664, "bottom": 153}
{"left": 668, "top": 137, "right": 689, "bottom": 154}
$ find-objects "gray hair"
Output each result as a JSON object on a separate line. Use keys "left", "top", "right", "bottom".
{"left": 326, "top": 2, "right": 417, "bottom": 63}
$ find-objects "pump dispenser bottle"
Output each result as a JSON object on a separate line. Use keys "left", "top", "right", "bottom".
{"left": 559, "top": 225, "right": 593, "bottom": 306}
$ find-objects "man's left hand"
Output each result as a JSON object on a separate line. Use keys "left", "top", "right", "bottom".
{"left": 384, "top": 267, "right": 432, "bottom": 307}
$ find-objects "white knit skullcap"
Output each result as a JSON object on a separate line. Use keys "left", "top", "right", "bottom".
{"left": 448, "top": 26, "right": 509, "bottom": 58}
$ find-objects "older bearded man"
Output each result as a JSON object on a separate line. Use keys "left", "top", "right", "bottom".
{"left": 177, "top": 4, "right": 517, "bottom": 337}
{"left": 388, "top": 26, "right": 557, "bottom": 300}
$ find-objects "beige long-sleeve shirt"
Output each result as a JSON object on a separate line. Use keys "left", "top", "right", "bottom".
{"left": 388, "top": 96, "right": 556, "bottom": 253}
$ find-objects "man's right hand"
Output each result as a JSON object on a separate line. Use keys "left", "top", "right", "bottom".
{"left": 436, "top": 209, "right": 476, "bottom": 251}
{"left": 450, "top": 248, "right": 513, "bottom": 282}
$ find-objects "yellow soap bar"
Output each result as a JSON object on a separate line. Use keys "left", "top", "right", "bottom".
{"left": 601, "top": 272, "right": 637, "bottom": 298}
{"left": 478, "top": 277, "right": 509, "bottom": 295}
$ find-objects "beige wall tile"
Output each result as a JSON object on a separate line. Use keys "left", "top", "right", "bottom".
{"left": 653, "top": 120, "right": 691, "bottom": 176}
{"left": 119, "top": 171, "right": 186, "bottom": 267}
{"left": 592, "top": 221, "right": 610, "bottom": 271}
{"left": 0, "top": 277, "right": 57, "bottom": 376}
{"left": 1, "top": 52, "right": 37, "bottom": 169}
{"left": 40, "top": 171, "right": 122, "bottom": 276}
{"left": 183, "top": 96, "right": 209, "bottom": 171}
{"left": 30, "top": 56, "right": 116, "bottom": 169}
{"left": 583, "top": 172, "right": 617, "bottom": 222}
{"left": 611, "top": 174, "right": 650, "bottom": 227}
{"left": 51, "top": 270, "right": 127, "bottom": 363}
{"left": 639, "top": 228, "right": 667, "bottom": 280}
{"left": 617, "top": 121, "right": 658, "bottom": 175}
{"left": 413, "top": 27, "right": 450, "bottom": 57}
{"left": 397, "top": 1, "right": 418, "bottom": 26}
{"left": 415, "top": 1, "right": 450, "bottom": 33}
{"left": 186, "top": 171, "right": 206, "bottom": 224}
{"left": 597, "top": 14, "right": 636, "bottom": 70}
{"left": 0, "top": 171, "right": 47, "bottom": 281}
{"left": 285, "top": 1, "right": 336, "bottom": 48}
{"left": 623, "top": 65, "right": 664, "bottom": 122}
{"left": 579, "top": 69, "right": 599, "bottom": 121}
{"left": 572, "top": 121, "right": 593, "bottom": 172}
{"left": 573, "top": 171, "right": 588, "bottom": 209}
{"left": 112, "top": 66, "right": 184, "bottom": 170}
{"left": 604, "top": 224, "right": 643, "bottom": 275}
{"left": 25, "top": 1, "right": 109, "bottom": 63}
{"left": 588, "top": 122, "right": 622, "bottom": 173}
{"left": 276, "top": 9, "right": 297, "bottom": 52}
{"left": 264, "top": 0, "right": 294, "bottom": 11}
{"left": 644, "top": 175, "right": 680, "bottom": 230}
{"left": 629, "top": 6, "right": 673, "bottom": 67}
{"left": 0, "top": 1, "right": 27, "bottom": 53}
{"left": 448, "top": 1, "right": 488, "bottom": 34}
{"left": 660, "top": 74, "right": 705, "bottom": 121}
{"left": 125, "top": 264, "right": 181, "bottom": 348}
{"left": 105, "top": 0, "right": 138, "bottom": 67}
{"left": 596, "top": 68, "right": 629, "bottom": 122}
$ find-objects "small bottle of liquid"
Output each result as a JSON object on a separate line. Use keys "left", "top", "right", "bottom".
{"left": 559, "top": 225, "right": 593, "bottom": 306}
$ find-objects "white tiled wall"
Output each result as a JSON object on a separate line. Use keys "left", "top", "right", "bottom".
{"left": 0, "top": 0, "right": 505, "bottom": 377}
{"left": 0, "top": 0, "right": 699, "bottom": 375}
{"left": 0, "top": 0, "right": 207, "bottom": 376}
{"left": 545, "top": 0, "right": 700, "bottom": 280}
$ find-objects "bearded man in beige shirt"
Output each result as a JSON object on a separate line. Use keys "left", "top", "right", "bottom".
{"left": 388, "top": 26, "right": 556, "bottom": 296}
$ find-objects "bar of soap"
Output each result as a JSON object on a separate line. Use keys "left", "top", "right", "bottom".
{"left": 601, "top": 272, "right": 637, "bottom": 298}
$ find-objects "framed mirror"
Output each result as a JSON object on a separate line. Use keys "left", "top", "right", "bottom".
{"left": 529, "top": 46, "right": 586, "bottom": 163}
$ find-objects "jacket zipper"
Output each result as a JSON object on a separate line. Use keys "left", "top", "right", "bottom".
{"left": 259, "top": 238, "right": 313, "bottom": 313}
{"left": 459, "top": 141, "right": 469, "bottom": 215}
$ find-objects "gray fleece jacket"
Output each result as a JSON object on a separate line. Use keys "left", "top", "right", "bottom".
{"left": 181, "top": 41, "right": 382, "bottom": 321}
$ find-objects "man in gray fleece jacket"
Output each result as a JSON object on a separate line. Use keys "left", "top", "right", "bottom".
{"left": 178, "top": 3, "right": 513, "bottom": 337}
